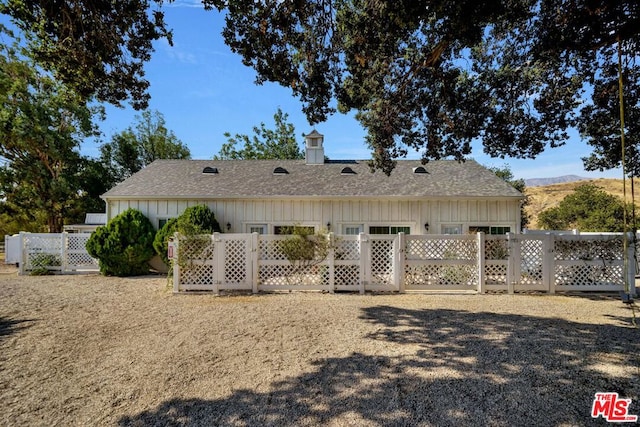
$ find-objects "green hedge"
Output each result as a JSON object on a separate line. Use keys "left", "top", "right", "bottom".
{"left": 153, "top": 205, "right": 221, "bottom": 265}
{"left": 86, "top": 208, "right": 155, "bottom": 276}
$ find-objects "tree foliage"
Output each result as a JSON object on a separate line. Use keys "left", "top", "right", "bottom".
{"left": 153, "top": 205, "right": 222, "bottom": 265}
{"left": 0, "top": 32, "right": 105, "bottom": 232}
{"left": 0, "top": 0, "right": 172, "bottom": 109}
{"left": 214, "top": 108, "right": 303, "bottom": 160}
{"left": 537, "top": 184, "right": 634, "bottom": 231}
{"left": 86, "top": 208, "right": 155, "bottom": 276}
{"left": 487, "top": 165, "right": 529, "bottom": 229}
{"left": 100, "top": 110, "right": 191, "bottom": 181}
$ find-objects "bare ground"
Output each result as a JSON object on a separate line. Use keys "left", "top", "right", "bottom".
{"left": 1, "top": 265, "right": 640, "bottom": 426}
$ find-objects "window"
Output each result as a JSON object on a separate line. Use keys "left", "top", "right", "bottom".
{"left": 343, "top": 225, "right": 363, "bottom": 235}
{"left": 247, "top": 224, "right": 267, "bottom": 234}
{"left": 441, "top": 224, "right": 462, "bottom": 234}
{"left": 469, "top": 226, "right": 511, "bottom": 235}
{"left": 369, "top": 226, "right": 411, "bottom": 235}
{"left": 274, "top": 225, "right": 315, "bottom": 235}
{"left": 158, "top": 218, "right": 169, "bottom": 229}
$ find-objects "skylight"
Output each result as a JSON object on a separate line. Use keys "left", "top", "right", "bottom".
{"left": 341, "top": 167, "right": 356, "bottom": 175}
{"left": 273, "top": 167, "right": 289, "bottom": 175}
{"left": 413, "top": 166, "right": 428, "bottom": 174}
{"left": 202, "top": 167, "right": 218, "bottom": 174}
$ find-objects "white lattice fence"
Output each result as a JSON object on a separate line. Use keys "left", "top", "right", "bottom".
{"left": 553, "top": 235, "right": 626, "bottom": 291}
{"left": 404, "top": 234, "right": 480, "bottom": 291}
{"left": 19, "top": 232, "right": 98, "bottom": 274}
{"left": 484, "top": 236, "right": 509, "bottom": 290}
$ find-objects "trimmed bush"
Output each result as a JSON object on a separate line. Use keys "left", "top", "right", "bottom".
{"left": 86, "top": 208, "right": 155, "bottom": 276}
{"left": 153, "top": 205, "right": 221, "bottom": 265}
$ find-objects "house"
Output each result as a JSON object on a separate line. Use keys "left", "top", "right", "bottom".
{"left": 63, "top": 213, "right": 107, "bottom": 233}
{"left": 101, "top": 131, "right": 524, "bottom": 236}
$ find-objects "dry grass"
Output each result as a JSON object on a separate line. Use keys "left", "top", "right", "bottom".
{"left": 1, "top": 268, "right": 640, "bottom": 426}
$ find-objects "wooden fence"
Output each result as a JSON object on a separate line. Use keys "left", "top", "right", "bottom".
{"left": 171, "top": 232, "right": 636, "bottom": 295}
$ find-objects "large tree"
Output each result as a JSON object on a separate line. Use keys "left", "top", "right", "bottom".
{"left": 100, "top": 110, "right": 191, "bottom": 182}
{"left": 214, "top": 108, "right": 303, "bottom": 160}
{"left": 0, "top": 0, "right": 171, "bottom": 109}
{"left": 4, "top": 1, "right": 640, "bottom": 173}
{"left": 0, "top": 34, "right": 103, "bottom": 232}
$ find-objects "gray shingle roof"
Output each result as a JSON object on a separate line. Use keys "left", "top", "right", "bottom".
{"left": 102, "top": 159, "right": 523, "bottom": 199}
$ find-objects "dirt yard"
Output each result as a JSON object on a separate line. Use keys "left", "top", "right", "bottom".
{"left": 1, "top": 265, "right": 640, "bottom": 426}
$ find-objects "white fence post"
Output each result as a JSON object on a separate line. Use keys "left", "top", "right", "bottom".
{"left": 395, "top": 233, "right": 406, "bottom": 292}
{"left": 251, "top": 232, "right": 259, "bottom": 294}
{"left": 544, "top": 234, "right": 555, "bottom": 294}
{"left": 477, "top": 232, "right": 485, "bottom": 294}
{"left": 171, "top": 236, "right": 180, "bottom": 293}
{"left": 327, "top": 232, "right": 335, "bottom": 293}
{"left": 507, "top": 232, "right": 517, "bottom": 294}
{"left": 359, "top": 232, "right": 368, "bottom": 294}
{"left": 19, "top": 232, "right": 26, "bottom": 275}
{"left": 61, "top": 232, "right": 68, "bottom": 273}
{"left": 627, "top": 232, "right": 636, "bottom": 296}
{"left": 213, "top": 233, "right": 223, "bottom": 294}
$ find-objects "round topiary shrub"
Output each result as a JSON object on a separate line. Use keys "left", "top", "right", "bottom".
{"left": 153, "top": 205, "right": 221, "bottom": 265}
{"left": 86, "top": 208, "right": 155, "bottom": 276}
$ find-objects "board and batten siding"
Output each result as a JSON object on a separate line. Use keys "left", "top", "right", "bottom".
{"left": 106, "top": 197, "right": 521, "bottom": 234}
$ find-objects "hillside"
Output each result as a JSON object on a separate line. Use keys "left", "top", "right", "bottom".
{"left": 524, "top": 178, "right": 637, "bottom": 229}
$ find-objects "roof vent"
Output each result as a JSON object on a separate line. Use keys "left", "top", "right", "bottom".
{"left": 341, "top": 167, "right": 356, "bottom": 175}
{"left": 273, "top": 167, "right": 289, "bottom": 175}
{"left": 202, "top": 167, "right": 218, "bottom": 174}
{"left": 413, "top": 166, "right": 428, "bottom": 174}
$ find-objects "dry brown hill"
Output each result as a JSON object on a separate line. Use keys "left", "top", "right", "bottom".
{"left": 524, "top": 178, "right": 639, "bottom": 229}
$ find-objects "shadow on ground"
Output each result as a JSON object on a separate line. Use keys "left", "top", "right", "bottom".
{"left": 0, "top": 317, "right": 34, "bottom": 340}
{"left": 120, "top": 306, "right": 640, "bottom": 426}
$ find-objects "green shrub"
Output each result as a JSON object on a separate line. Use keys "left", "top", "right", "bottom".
{"left": 86, "top": 208, "right": 155, "bottom": 276}
{"left": 153, "top": 205, "right": 221, "bottom": 265}
{"left": 31, "top": 253, "right": 62, "bottom": 268}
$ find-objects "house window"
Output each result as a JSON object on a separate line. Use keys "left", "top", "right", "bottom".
{"left": 343, "top": 225, "right": 364, "bottom": 235}
{"left": 469, "top": 226, "right": 511, "bottom": 235}
{"left": 247, "top": 224, "right": 267, "bottom": 234}
{"left": 369, "top": 226, "right": 411, "bottom": 235}
{"left": 441, "top": 224, "right": 462, "bottom": 234}
{"left": 274, "top": 225, "right": 315, "bottom": 235}
{"left": 158, "top": 218, "right": 169, "bottom": 230}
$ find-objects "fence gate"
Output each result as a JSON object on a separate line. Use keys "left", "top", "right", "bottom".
{"left": 509, "top": 234, "right": 553, "bottom": 292}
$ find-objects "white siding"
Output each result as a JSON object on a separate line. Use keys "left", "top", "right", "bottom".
{"left": 106, "top": 197, "right": 521, "bottom": 233}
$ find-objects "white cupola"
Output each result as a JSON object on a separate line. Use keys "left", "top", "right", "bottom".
{"left": 305, "top": 129, "right": 325, "bottom": 165}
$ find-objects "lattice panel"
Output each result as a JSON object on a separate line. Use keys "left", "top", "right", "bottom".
{"left": 335, "top": 265, "right": 360, "bottom": 287}
{"left": 335, "top": 239, "right": 360, "bottom": 261}
{"left": 259, "top": 239, "right": 287, "bottom": 261}
{"left": 405, "top": 264, "right": 478, "bottom": 287}
{"left": 179, "top": 236, "right": 215, "bottom": 261}
{"left": 259, "top": 264, "right": 327, "bottom": 286}
{"left": 66, "top": 235, "right": 90, "bottom": 251}
{"left": 554, "top": 238, "right": 623, "bottom": 261}
{"left": 26, "top": 235, "right": 62, "bottom": 252}
{"left": 66, "top": 253, "right": 97, "bottom": 267}
{"left": 405, "top": 239, "right": 476, "bottom": 260}
{"left": 519, "top": 239, "right": 543, "bottom": 286}
{"left": 484, "top": 263, "right": 508, "bottom": 285}
{"left": 485, "top": 238, "right": 509, "bottom": 260}
{"left": 224, "top": 239, "right": 247, "bottom": 283}
{"left": 555, "top": 264, "right": 624, "bottom": 287}
{"left": 180, "top": 264, "right": 215, "bottom": 286}
{"left": 371, "top": 240, "right": 393, "bottom": 275}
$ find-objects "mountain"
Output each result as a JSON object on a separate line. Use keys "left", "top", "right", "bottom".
{"left": 524, "top": 175, "right": 590, "bottom": 187}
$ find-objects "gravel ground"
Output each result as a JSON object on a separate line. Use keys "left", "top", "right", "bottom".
{"left": 1, "top": 265, "right": 640, "bottom": 426}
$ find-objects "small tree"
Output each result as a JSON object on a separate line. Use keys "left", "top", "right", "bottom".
{"left": 86, "top": 208, "right": 155, "bottom": 276}
{"left": 279, "top": 226, "right": 331, "bottom": 286}
{"left": 153, "top": 205, "right": 221, "bottom": 265}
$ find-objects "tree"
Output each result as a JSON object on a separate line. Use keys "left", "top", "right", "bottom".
{"left": 0, "top": 0, "right": 171, "bottom": 109}
{"left": 5, "top": 1, "right": 640, "bottom": 173}
{"left": 214, "top": 108, "right": 304, "bottom": 160}
{"left": 487, "top": 165, "right": 529, "bottom": 229}
{"left": 100, "top": 110, "right": 190, "bottom": 181}
{"left": 537, "top": 184, "right": 634, "bottom": 231}
{"left": 0, "top": 33, "right": 102, "bottom": 232}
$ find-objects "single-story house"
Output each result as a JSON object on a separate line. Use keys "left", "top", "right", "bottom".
{"left": 101, "top": 131, "right": 524, "bottom": 235}
{"left": 63, "top": 213, "right": 107, "bottom": 233}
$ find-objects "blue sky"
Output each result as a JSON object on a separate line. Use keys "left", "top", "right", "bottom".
{"left": 76, "top": 3, "right": 623, "bottom": 180}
